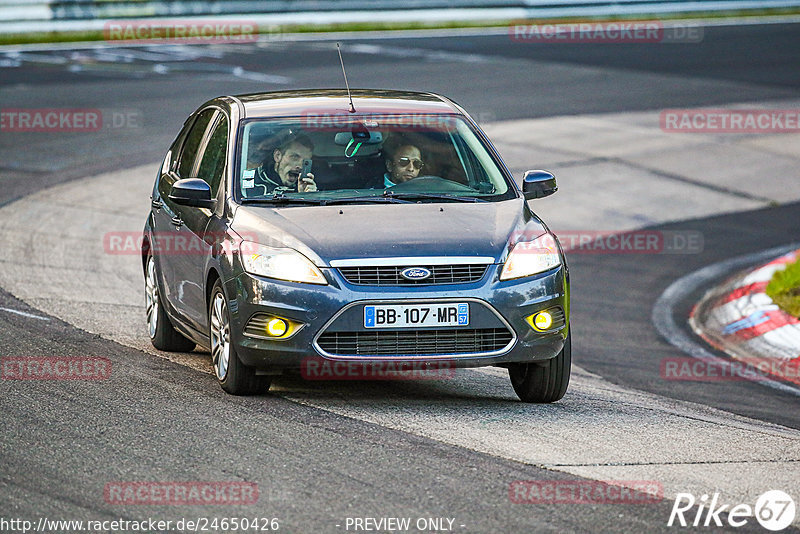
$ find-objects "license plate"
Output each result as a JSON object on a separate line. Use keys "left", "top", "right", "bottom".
{"left": 364, "top": 303, "right": 469, "bottom": 328}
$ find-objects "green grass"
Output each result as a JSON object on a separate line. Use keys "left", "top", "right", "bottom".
{"left": 766, "top": 257, "right": 800, "bottom": 318}
{"left": 1, "top": 7, "right": 799, "bottom": 46}
{"left": 0, "top": 30, "right": 103, "bottom": 46}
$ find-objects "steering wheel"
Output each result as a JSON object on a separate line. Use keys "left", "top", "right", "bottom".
{"left": 390, "top": 175, "right": 477, "bottom": 193}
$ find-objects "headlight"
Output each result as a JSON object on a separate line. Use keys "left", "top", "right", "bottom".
{"left": 500, "top": 233, "right": 561, "bottom": 281}
{"left": 240, "top": 242, "right": 327, "bottom": 285}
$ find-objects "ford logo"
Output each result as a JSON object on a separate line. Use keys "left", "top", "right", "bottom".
{"left": 400, "top": 267, "right": 431, "bottom": 281}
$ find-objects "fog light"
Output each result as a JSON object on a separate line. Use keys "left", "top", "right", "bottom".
{"left": 526, "top": 310, "right": 554, "bottom": 332}
{"left": 266, "top": 318, "right": 288, "bottom": 337}
{"left": 534, "top": 311, "right": 553, "bottom": 330}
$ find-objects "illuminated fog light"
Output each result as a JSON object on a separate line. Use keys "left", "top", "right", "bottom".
{"left": 534, "top": 311, "right": 553, "bottom": 330}
{"left": 266, "top": 318, "right": 288, "bottom": 337}
{"left": 527, "top": 311, "right": 554, "bottom": 332}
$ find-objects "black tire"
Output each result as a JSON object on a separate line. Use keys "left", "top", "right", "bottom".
{"left": 508, "top": 333, "right": 571, "bottom": 403}
{"left": 145, "top": 255, "right": 196, "bottom": 352}
{"left": 208, "top": 280, "right": 270, "bottom": 395}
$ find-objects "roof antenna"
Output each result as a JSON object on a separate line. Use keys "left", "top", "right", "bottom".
{"left": 337, "top": 42, "right": 356, "bottom": 113}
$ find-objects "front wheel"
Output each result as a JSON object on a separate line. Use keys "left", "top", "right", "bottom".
{"left": 208, "top": 280, "right": 270, "bottom": 395}
{"left": 508, "top": 333, "right": 571, "bottom": 403}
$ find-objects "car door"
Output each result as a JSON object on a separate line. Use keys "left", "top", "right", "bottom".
{"left": 169, "top": 110, "right": 230, "bottom": 333}
{"left": 156, "top": 107, "right": 216, "bottom": 328}
{"left": 151, "top": 117, "right": 190, "bottom": 306}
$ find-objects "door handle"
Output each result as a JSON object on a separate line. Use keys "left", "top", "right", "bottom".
{"left": 151, "top": 199, "right": 162, "bottom": 209}
{"left": 171, "top": 215, "right": 183, "bottom": 228}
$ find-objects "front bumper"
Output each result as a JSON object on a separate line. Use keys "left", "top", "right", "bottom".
{"left": 227, "top": 264, "right": 568, "bottom": 370}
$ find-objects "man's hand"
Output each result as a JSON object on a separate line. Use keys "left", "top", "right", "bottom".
{"left": 298, "top": 172, "right": 317, "bottom": 193}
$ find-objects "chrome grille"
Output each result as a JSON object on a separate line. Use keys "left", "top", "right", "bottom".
{"left": 338, "top": 264, "right": 488, "bottom": 285}
{"left": 317, "top": 328, "right": 513, "bottom": 356}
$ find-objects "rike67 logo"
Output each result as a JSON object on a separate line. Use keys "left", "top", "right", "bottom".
{"left": 668, "top": 490, "right": 795, "bottom": 531}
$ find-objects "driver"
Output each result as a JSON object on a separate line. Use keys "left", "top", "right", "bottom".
{"left": 249, "top": 133, "right": 317, "bottom": 194}
{"left": 380, "top": 137, "right": 424, "bottom": 188}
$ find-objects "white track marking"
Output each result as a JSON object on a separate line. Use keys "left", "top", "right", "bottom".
{"left": 0, "top": 306, "right": 50, "bottom": 321}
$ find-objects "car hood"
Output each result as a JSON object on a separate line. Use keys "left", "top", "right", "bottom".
{"left": 230, "top": 200, "right": 546, "bottom": 266}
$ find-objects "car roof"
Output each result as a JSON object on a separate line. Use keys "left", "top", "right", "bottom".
{"left": 230, "top": 89, "right": 463, "bottom": 119}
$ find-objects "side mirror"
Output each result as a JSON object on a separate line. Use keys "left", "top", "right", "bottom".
{"left": 169, "top": 178, "right": 216, "bottom": 209}
{"left": 522, "top": 170, "right": 557, "bottom": 200}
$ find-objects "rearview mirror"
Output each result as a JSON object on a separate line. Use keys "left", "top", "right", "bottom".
{"left": 334, "top": 131, "right": 383, "bottom": 145}
{"left": 522, "top": 170, "right": 557, "bottom": 200}
{"left": 169, "top": 178, "right": 216, "bottom": 209}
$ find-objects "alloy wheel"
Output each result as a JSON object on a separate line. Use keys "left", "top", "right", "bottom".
{"left": 210, "top": 291, "right": 231, "bottom": 380}
{"left": 145, "top": 257, "right": 159, "bottom": 339}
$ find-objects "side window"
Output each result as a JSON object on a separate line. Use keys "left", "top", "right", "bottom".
{"left": 451, "top": 131, "right": 486, "bottom": 187}
{"left": 178, "top": 109, "right": 215, "bottom": 179}
{"left": 155, "top": 119, "right": 193, "bottom": 198}
{"left": 195, "top": 116, "right": 229, "bottom": 197}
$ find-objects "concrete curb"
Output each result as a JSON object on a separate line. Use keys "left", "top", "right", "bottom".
{"left": 690, "top": 249, "right": 800, "bottom": 385}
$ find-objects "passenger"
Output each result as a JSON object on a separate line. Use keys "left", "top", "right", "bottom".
{"left": 248, "top": 133, "right": 317, "bottom": 194}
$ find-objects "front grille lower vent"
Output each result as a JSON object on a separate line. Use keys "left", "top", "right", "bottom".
{"left": 317, "top": 328, "right": 512, "bottom": 356}
{"left": 338, "top": 264, "right": 488, "bottom": 285}
{"left": 547, "top": 307, "right": 566, "bottom": 331}
{"left": 244, "top": 313, "right": 272, "bottom": 339}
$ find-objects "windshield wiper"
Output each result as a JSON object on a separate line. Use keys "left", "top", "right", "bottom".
{"left": 240, "top": 196, "right": 324, "bottom": 205}
{"left": 382, "top": 191, "right": 486, "bottom": 203}
{"left": 320, "top": 195, "right": 413, "bottom": 206}
{"left": 241, "top": 188, "right": 325, "bottom": 205}
{"left": 241, "top": 195, "right": 411, "bottom": 206}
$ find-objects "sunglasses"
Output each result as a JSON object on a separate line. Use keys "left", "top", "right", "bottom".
{"left": 395, "top": 157, "right": 424, "bottom": 170}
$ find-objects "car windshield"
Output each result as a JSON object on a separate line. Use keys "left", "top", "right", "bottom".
{"left": 235, "top": 114, "right": 515, "bottom": 204}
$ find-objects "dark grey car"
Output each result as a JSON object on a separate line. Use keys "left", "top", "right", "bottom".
{"left": 142, "top": 89, "right": 570, "bottom": 402}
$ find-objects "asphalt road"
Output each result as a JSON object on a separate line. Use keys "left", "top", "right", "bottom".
{"left": 1, "top": 20, "right": 799, "bottom": 533}
{"left": 0, "top": 291, "right": 684, "bottom": 533}
{"left": 570, "top": 201, "right": 800, "bottom": 429}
